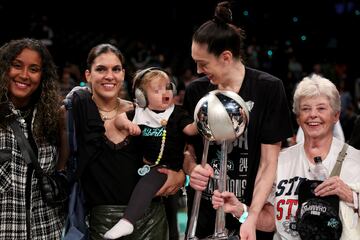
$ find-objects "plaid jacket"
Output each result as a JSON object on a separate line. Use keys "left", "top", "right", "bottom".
{"left": 0, "top": 105, "right": 64, "bottom": 239}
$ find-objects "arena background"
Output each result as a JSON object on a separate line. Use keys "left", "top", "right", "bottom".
{"left": 1, "top": 0, "right": 359, "bottom": 71}
{"left": 1, "top": 0, "right": 359, "bottom": 238}
{"left": 1, "top": 0, "right": 359, "bottom": 137}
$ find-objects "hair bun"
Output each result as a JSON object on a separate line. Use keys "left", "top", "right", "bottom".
{"left": 214, "top": 1, "right": 232, "bottom": 23}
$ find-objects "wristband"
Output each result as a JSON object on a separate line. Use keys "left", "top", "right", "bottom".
{"left": 232, "top": 203, "right": 248, "bottom": 223}
{"left": 185, "top": 175, "right": 190, "bottom": 187}
{"left": 239, "top": 203, "right": 248, "bottom": 223}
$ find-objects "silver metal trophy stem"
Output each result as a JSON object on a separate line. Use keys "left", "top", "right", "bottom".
{"left": 210, "top": 140, "right": 228, "bottom": 239}
{"left": 190, "top": 90, "right": 250, "bottom": 240}
{"left": 186, "top": 139, "right": 210, "bottom": 240}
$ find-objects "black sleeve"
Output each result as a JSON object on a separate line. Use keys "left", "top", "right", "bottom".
{"left": 260, "top": 79, "right": 293, "bottom": 144}
{"left": 72, "top": 90, "right": 105, "bottom": 143}
{"left": 176, "top": 106, "right": 194, "bottom": 131}
{"left": 126, "top": 109, "right": 136, "bottom": 121}
{"left": 72, "top": 90, "right": 105, "bottom": 176}
{"left": 183, "top": 76, "right": 214, "bottom": 116}
{"left": 182, "top": 78, "right": 213, "bottom": 162}
{"left": 183, "top": 83, "right": 198, "bottom": 117}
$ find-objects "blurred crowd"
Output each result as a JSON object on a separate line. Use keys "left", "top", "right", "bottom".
{"left": 1, "top": 0, "right": 359, "bottom": 142}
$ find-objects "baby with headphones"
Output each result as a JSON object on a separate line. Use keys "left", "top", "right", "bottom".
{"left": 104, "top": 67, "right": 198, "bottom": 239}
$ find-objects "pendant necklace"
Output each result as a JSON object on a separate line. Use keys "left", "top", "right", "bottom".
{"left": 99, "top": 109, "right": 118, "bottom": 121}
{"left": 95, "top": 98, "right": 120, "bottom": 121}
{"left": 138, "top": 119, "right": 168, "bottom": 176}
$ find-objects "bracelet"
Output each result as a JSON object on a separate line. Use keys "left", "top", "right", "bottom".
{"left": 239, "top": 203, "right": 248, "bottom": 223}
{"left": 232, "top": 203, "right": 248, "bottom": 223}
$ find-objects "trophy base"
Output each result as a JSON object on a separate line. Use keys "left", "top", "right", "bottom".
{"left": 187, "top": 232, "right": 239, "bottom": 240}
{"left": 203, "top": 236, "right": 239, "bottom": 240}
{"left": 201, "top": 229, "right": 240, "bottom": 240}
{"left": 204, "top": 229, "right": 228, "bottom": 240}
{"left": 205, "top": 236, "right": 228, "bottom": 240}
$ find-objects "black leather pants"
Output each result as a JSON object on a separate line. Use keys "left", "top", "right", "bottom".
{"left": 89, "top": 201, "right": 168, "bottom": 240}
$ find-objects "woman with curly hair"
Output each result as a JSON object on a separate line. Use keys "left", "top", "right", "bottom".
{"left": 0, "top": 38, "right": 64, "bottom": 239}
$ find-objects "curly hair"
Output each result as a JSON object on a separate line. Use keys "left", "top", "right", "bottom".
{"left": 0, "top": 38, "right": 60, "bottom": 144}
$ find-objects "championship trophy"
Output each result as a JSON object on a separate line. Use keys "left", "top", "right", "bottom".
{"left": 186, "top": 90, "right": 250, "bottom": 240}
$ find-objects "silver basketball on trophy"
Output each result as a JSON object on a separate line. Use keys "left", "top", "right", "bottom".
{"left": 194, "top": 90, "right": 250, "bottom": 141}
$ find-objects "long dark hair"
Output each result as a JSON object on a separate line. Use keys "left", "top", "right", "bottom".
{"left": 193, "top": 1, "right": 246, "bottom": 61}
{"left": 0, "top": 38, "right": 60, "bottom": 143}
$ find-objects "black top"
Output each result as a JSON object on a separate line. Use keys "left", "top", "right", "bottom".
{"left": 134, "top": 106, "right": 193, "bottom": 171}
{"left": 73, "top": 90, "right": 143, "bottom": 208}
{"left": 183, "top": 67, "right": 293, "bottom": 237}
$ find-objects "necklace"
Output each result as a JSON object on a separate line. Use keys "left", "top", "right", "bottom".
{"left": 98, "top": 103, "right": 118, "bottom": 112}
{"left": 93, "top": 97, "right": 120, "bottom": 121}
{"left": 138, "top": 120, "right": 167, "bottom": 176}
{"left": 99, "top": 109, "right": 118, "bottom": 121}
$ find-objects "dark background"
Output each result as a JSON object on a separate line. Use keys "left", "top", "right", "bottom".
{"left": 1, "top": 0, "right": 359, "bottom": 140}
{"left": 1, "top": 0, "right": 359, "bottom": 74}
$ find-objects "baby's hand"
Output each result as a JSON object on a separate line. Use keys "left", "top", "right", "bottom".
{"left": 126, "top": 122, "right": 141, "bottom": 136}
{"left": 115, "top": 113, "right": 141, "bottom": 136}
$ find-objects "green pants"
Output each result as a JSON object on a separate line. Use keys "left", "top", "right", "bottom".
{"left": 89, "top": 202, "right": 168, "bottom": 240}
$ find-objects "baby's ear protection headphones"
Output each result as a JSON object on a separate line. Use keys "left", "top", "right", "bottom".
{"left": 133, "top": 67, "right": 177, "bottom": 108}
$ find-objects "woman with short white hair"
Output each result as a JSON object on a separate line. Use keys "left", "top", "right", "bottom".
{"left": 212, "top": 74, "right": 360, "bottom": 239}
